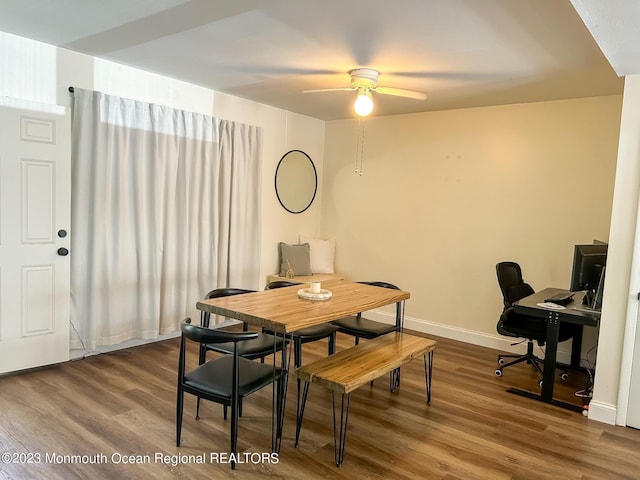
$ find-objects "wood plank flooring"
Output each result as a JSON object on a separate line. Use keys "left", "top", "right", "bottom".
{"left": 1, "top": 331, "right": 638, "bottom": 479}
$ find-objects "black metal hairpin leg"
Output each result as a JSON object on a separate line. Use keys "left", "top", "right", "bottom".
{"left": 332, "top": 392, "right": 351, "bottom": 467}
{"left": 390, "top": 303, "right": 405, "bottom": 393}
{"left": 424, "top": 350, "right": 434, "bottom": 404}
{"left": 390, "top": 367, "right": 401, "bottom": 392}
{"left": 272, "top": 332, "right": 291, "bottom": 453}
{"left": 295, "top": 380, "right": 311, "bottom": 447}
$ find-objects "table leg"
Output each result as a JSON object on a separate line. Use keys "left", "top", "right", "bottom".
{"left": 390, "top": 368, "right": 401, "bottom": 392}
{"left": 424, "top": 350, "right": 434, "bottom": 404}
{"left": 294, "top": 381, "right": 311, "bottom": 448}
{"left": 332, "top": 392, "right": 351, "bottom": 467}
{"left": 272, "top": 331, "right": 292, "bottom": 453}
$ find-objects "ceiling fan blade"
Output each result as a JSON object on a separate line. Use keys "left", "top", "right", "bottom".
{"left": 373, "top": 86, "right": 427, "bottom": 101}
{"left": 303, "top": 87, "right": 356, "bottom": 94}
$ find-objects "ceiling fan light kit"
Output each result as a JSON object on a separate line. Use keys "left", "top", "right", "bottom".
{"left": 354, "top": 88, "right": 373, "bottom": 116}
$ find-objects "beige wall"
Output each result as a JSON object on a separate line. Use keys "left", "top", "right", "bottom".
{"left": 322, "top": 96, "right": 622, "bottom": 346}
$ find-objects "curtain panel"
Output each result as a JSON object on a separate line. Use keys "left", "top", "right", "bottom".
{"left": 70, "top": 88, "right": 261, "bottom": 349}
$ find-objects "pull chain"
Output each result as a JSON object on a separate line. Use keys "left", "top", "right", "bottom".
{"left": 355, "top": 118, "right": 365, "bottom": 176}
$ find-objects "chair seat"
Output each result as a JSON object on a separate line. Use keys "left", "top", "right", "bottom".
{"left": 332, "top": 315, "right": 396, "bottom": 339}
{"left": 499, "top": 309, "right": 579, "bottom": 345}
{"left": 205, "top": 333, "right": 286, "bottom": 360}
{"left": 499, "top": 311, "right": 547, "bottom": 343}
{"left": 291, "top": 324, "right": 339, "bottom": 342}
{"left": 185, "top": 355, "right": 284, "bottom": 399}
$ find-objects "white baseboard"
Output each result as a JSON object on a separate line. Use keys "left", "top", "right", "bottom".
{"left": 69, "top": 318, "right": 241, "bottom": 360}
{"left": 367, "top": 309, "right": 623, "bottom": 424}
{"left": 587, "top": 400, "right": 617, "bottom": 425}
{"left": 70, "top": 331, "right": 182, "bottom": 360}
{"left": 364, "top": 309, "right": 576, "bottom": 365}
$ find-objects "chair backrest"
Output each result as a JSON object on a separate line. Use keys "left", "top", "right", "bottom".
{"left": 356, "top": 281, "right": 404, "bottom": 328}
{"left": 202, "top": 288, "right": 256, "bottom": 328}
{"left": 178, "top": 318, "right": 259, "bottom": 384}
{"left": 357, "top": 281, "right": 399, "bottom": 291}
{"left": 205, "top": 287, "right": 256, "bottom": 299}
{"left": 496, "top": 262, "right": 535, "bottom": 308}
{"left": 264, "top": 280, "right": 301, "bottom": 290}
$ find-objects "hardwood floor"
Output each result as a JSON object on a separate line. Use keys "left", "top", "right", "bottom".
{"left": 1, "top": 331, "right": 638, "bottom": 479}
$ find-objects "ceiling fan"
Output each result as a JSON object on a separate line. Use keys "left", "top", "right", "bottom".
{"left": 303, "top": 68, "right": 427, "bottom": 116}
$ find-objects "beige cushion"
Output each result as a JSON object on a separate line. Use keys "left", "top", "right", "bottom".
{"left": 299, "top": 235, "right": 335, "bottom": 274}
{"left": 279, "top": 242, "right": 312, "bottom": 276}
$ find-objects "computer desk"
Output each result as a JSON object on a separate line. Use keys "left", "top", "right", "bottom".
{"left": 512, "top": 287, "right": 600, "bottom": 412}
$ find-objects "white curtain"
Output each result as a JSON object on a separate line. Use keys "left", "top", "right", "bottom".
{"left": 70, "top": 89, "right": 261, "bottom": 349}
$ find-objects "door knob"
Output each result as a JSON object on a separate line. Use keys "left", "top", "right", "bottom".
{"left": 57, "top": 247, "right": 69, "bottom": 256}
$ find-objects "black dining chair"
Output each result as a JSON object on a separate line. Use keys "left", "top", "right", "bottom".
{"left": 331, "top": 281, "right": 404, "bottom": 342}
{"left": 264, "top": 281, "right": 338, "bottom": 369}
{"left": 177, "top": 318, "right": 284, "bottom": 470}
{"left": 200, "top": 288, "right": 287, "bottom": 364}
{"left": 199, "top": 287, "right": 287, "bottom": 418}
{"left": 331, "top": 281, "right": 404, "bottom": 391}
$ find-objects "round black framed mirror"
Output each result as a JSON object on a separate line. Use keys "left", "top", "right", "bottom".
{"left": 274, "top": 150, "right": 317, "bottom": 214}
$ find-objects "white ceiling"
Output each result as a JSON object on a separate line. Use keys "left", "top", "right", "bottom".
{"left": 0, "top": 0, "right": 630, "bottom": 120}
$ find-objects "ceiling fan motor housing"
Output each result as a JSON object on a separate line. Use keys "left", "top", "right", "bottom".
{"left": 349, "top": 68, "right": 379, "bottom": 89}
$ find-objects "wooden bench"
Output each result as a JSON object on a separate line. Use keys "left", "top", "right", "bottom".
{"left": 294, "top": 332, "right": 437, "bottom": 466}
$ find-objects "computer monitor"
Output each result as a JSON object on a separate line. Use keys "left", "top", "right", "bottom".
{"left": 569, "top": 243, "right": 607, "bottom": 308}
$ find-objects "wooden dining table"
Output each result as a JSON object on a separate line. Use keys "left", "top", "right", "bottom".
{"left": 195, "top": 279, "right": 410, "bottom": 452}
{"left": 196, "top": 279, "right": 410, "bottom": 333}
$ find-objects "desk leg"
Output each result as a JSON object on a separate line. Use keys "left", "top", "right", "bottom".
{"left": 570, "top": 325, "right": 584, "bottom": 368}
{"left": 541, "top": 311, "right": 560, "bottom": 402}
{"left": 507, "top": 310, "right": 583, "bottom": 412}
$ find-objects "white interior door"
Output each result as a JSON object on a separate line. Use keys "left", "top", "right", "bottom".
{"left": 0, "top": 103, "right": 70, "bottom": 374}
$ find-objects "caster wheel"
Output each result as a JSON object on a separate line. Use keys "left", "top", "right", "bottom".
{"left": 560, "top": 372, "right": 569, "bottom": 381}
{"left": 498, "top": 358, "right": 505, "bottom": 365}
{"left": 495, "top": 369, "right": 502, "bottom": 377}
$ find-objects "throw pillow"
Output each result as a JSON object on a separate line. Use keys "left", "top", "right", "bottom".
{"left": 279, "top": 242, "right": 312, "bottom": 277}
{"left": 299, "top": 235, "right": 335, "bottom": 274}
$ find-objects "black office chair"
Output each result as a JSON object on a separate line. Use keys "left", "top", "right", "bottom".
{"left": 495, "top": 262, "right": 576, "bottom": 384}
{"left": 264, "top": 281, "right": 338, "bottom": 368}
{"left": 331, "top": 281, "right": 404, "bottom": 391}
{"left": 177, "top": 318, "right": 284, "bottom": 470}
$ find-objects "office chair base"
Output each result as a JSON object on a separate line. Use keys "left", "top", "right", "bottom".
{"left": 496, "top": 353, "right": 544, "bottom": 377}
{"left": 496, "top": 353, "right": 570, "bottom": 381}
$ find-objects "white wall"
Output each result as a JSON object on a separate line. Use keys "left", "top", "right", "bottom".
{"left": 322, "top": 97, "right": 622, "bottom": 357}
{"left": 212, "top": 92, "right": 325, "bottom": 283}
{"left": 591, "top": 74, "right": 640, "bottom": 425}
{"left": 0, "top": 31, "right": 325, "bottom": 290}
